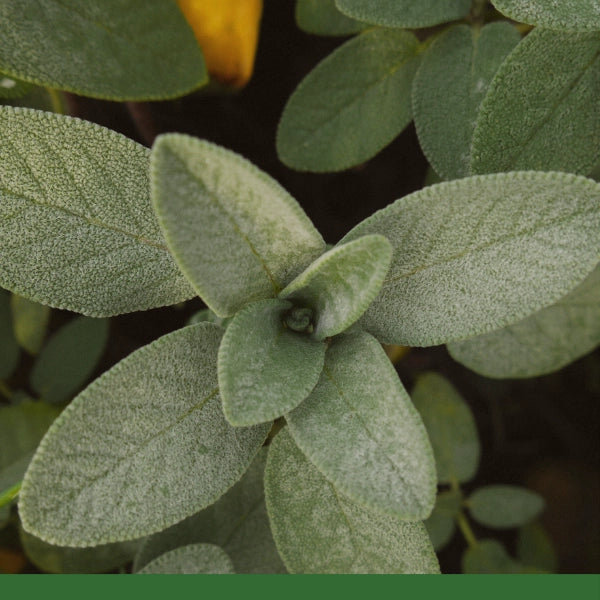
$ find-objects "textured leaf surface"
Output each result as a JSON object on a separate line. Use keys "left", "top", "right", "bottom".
{"left": 280, "top": 235, "right": 392, "bottom": 340}
{"left": 30, "top": 316, "right": 109, "bottom": 404}
{"left": 471, "top": 29, "right": 600, "bottom": 175}
{"left": 295, "top": 0, "right": 365, "bottom": 36}
{"left": 0, "top": 289, "right": 19, "bottom": 379}
{"left": 424, "top": 490, "right": 461, "bottom": 551}
{"left": 412, "top": 23, "right": 520, "bottom": 180}
{"left": 137, "top": 544, "right": 234, "bottom": 574}
{"left": 341, "top": 172, "right": 600, "bottom": 346}
{"left": 151, "top": 134, "right": 325, "bottom": 316}
{"left": 517, "top": 521, "right": 558, "bottom": 573}
{"left": 277, "top": 28, "right": 420, "bottom": 172}
{"left": 335, "top": 0, "right": 471, "bottom": 28}
{"left": 468, "top": 486, "right": 545, "bottom": 529}
{"left": 492, "top": 0, "right": 600, "bottom": 32}
{"left": 19, "top": 323, "right": 269, "bottom": 546}
{"left": 411, "top": 372, "right": 480, "bottom": 484}
{"left": 10, "top": 295, "right": 51, "bottom": 355}
{"left": 0, "top": 107, "right": 195, "bottom": 316}
{"left": 448, "top": 265, "right": 600, "bottom": 378}
{"left": 0, "top": 0, "right": 206, "bottom": 100}
{"left": 265, "top": 428, "right": 440, "bottom": 574}
{"left": 462, "top": 539, "right": 524, "bottom": 574}
{"left": 218, "top": 299, "right": 325, "bottom": 426}
{"left": 287, "top": 331, "right": 436, "bottom": 519}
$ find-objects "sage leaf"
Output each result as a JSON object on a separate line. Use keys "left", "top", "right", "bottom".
{"left": 412, "top": 23, "right": 520, "bottom": 180}
{"left": 411, "top": 372, "right": 480, "bottom": 484}
{"left": 424, "top": 490, "right": 461, "bottom": 551}
{"left": 471, "top": 29, "right": 600, "bottom": 175}
{"left": 0, "top": 73, "right": 31, "bottom": 99}
{"left": 287, "top": 331, "right": 436, "bottom": 519}
{"left": 30, "top": 316, "right": 109, "bottom": 404}
{"left": 517, "top": 521, "right": 558, "bottom": 573}
{"left": 448, "top": 265, "right": 600, "bottom": 378}
{"left": 341, "top": 172, "right": 600, "bottom": 346}
{"left": 137, "top": 544, "right": 235, "bottom": 574}
{"left": 265, "top": 427, "right": 440, "bottom": 574}
{"left": 218, "top": 299, "right": 326, "bottom": 426}
{"left": 276, "top": 28, "right": 420, "bottom": 172}
{"left": 0, "top": 107, "right": 195, "bottom": 316}
{"left": 0, "top": 289, "right": 19, "bottom": 379}
{"left": 0, "top": 0, "right": 206, "bottom": 101}
{"left": 492, "top": 0, "right": 600, "bottom": 32}
{"left": 280, "top": 235, "right": 392, "bottom": 340}
{"left": 10, "top": 295, "right": 51, "bottom": 355}
{"left": 18, "top": 323, "right": 270, "bottom": 547}
{"left": 295, "top": 0, "right": 366, "bottom": 36}
{"left": 462, "top": 539, "right": 525, "bottom": 574}
{"left": 151, "top": 134, "right": 325, "bottom": 316}
{"left": 468, "top": 485, "right": 545, "bottom": 529}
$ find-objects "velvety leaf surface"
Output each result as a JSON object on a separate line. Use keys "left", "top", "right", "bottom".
{"left": 462, "top": 539, "right": 525, "bottom": 574}
{"left": 424, "top": 490, "right": 461, "bottom": 551}
{"left": 218, "top": 299, "right": 325, "bottom": 426}
{"left": 151, "top": 134, "right": 325, "bottom": 316}
{"left": 276, "top": 28, "right": 420, "bottom": 172}
{"left": 10, "top": 295, "right": 51, "bottom": 355}
{"left": 295, "top": 0, "right": 365, "bottom": 36}
{"left": 411, "top": 372, "right": 480, "bottom": 484}
{"left": 0, "top": 0, "right": 206, "bottom": 100}
{"left": 412, "top": 23, "right": 520, "bottom": 180}
{"left": 0, "top": 107, "right": 195, "bottom": 316}
{"left": 340, "top": 172, "right": 600, "bottom": 346}
{"left": 0, "top": 289, "right": 19, "bottom": 379}
{"left": 18, "top": 323, "right": 269, "bottom": 547}
{"left": 287, "top": 331, "right": 436, "bottom": 519}
{"left": 137, "top": 543, "right": 234, "bottom": 574}
{"left": 265, "top": 427, "right": 440, "bottom": 574}
{"left": 0, "top": 73, "right": 31, "bottom": 99}
{"left": 517, "top": 521, "right": 558, "bottom": 573}
{"left": 280, "top": 235, "right": 392, "bottom": 340}
{"left": 448, "top": 265, "right": 600, "bottom": 378}
{"left": 471, "top": 29, "right": 600, "bottom": 175}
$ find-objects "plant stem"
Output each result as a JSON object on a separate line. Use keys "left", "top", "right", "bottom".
{"left": 46, "top": 87, "right": 65, "bottom": 115}
{"left": 470, "top": 0, "right": 488, "bottom": 24}
{"left": 456, "top": 510, "right": 478, "bottom": 548}
{"left": 0, "top": 482, "right": 21, "bottom": 509}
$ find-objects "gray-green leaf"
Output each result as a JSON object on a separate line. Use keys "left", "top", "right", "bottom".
{"left": 471, "top": 29, "right": 600, "bottom": 175}
{"left": 10, "top": 295, "right": 51, "bottom": 355}
{"left": 0, "top": 0, "right": 206, "bottom": 101}
{"left": 424, "top": 490, "right": 461, "bottom": 551}
{"left": 0, "top": 288, "right": 19, "bottom": 379}
{"left": 137, "top": 544, "right": 235, "bottom": 574}
{"left": 0, "top": 107, "right": 195, "bottom": 316}
{"left": 462, "top": 539, "right": 525, "bottom": 574}
{"left": 295, "top": 0, "right": 366, "bottom": 36}
{"left": 151, "top": 134, "right": 325, "bottom": 316}
{"left": 218, "top": 299, "right": 326, "bottom": 426}
{"left": 287, "top": 331, "right": 436, "bottom": 519}
{"left": 18, "top": 323, "right": 269, "bottom": 547}
{"left": 517, "top": 521, "right": 558, "bottom": 573}
{"left": 277, "top": 28, "right": 420, "bottom": 172}
{"left": 340, "top": 172, "right": 600, "bottom": 346}
{"left": 265, "top": 427, "right": 440, "bottom": 574}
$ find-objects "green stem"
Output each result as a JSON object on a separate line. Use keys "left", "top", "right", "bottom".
{"left": 0, "top": 482, "right": 21, "bottom": 509}
{"left": 46, "top": 88, "right": 65, "bottom": 115}
{"left": 0, "top": 379, "right": 12, "bottom": 400}
{"left": 456, "top": 510, "right": 478, "bottom": 548}
{"left": 469, "top": 0, "right": 488, "bottom": 24}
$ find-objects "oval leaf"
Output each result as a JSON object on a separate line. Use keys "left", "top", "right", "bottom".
{"left": 265, "top": 427, "right": 440, "bottom": 574}
{"left": 151, "top": 134, "right": 325, "bottom": 316}
{"left": 137, "top": 543, "right": 234, "bottom": 574}
{"left": 287, "top": 331, "right": 436, "bottom": 519}
{"left": 424, "top": 490, "right": 461, "bottom": 551}
{"left": 10, "top": 295, "right": 51, "bottom": 355}
{"left": 295, "top": 0, "right": 366, "bottom": 36}
{"left": 0, "top": 288, "right": 19, "bottom": 379}
{"left": 341, "top": 172, "right": 600, "bottom": 346}
{"left": 18, "top": 323, "right": 270, "bottom": 547}
{"left": 277, "top": 28, "right": 420, "bottom": 172}
{"left": 517, "top": 521, "right": 558, "bottom": 573}
{"left": 462, "top": 539, "right": 525, "bottom": 574}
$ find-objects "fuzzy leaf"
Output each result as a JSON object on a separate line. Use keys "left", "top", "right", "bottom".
{"left": 287, "top": 331, "right": 436, "bottom": 519}
{"left": 0, "top": 107, "right": 195, "bottom": 316}
{"left": 448, "top": 265, "right": 600, "bottom": 378}
{"left": 517, "top": 521, "right": 558, "bottom": 573}
{"left": 471, "top": 29, "right": 600, "bottom": 175}
{"left": 18, "top": 323, "right": 269, "bottom": 547}
{"left": 277, "top": 28, "right": 420, "bottom": 172}
{"left": 411, "top": 372, "right": 480, "bottom": 484}
{"left": 0, "top": 73, "right": 31, "bottom": 99}
{"left": 30, "top": 316, "right": 109, "bottom": 404}
{"left": 0, "top": 0, "right": 206, "bottom": 101}
{"left": 295, "top": 0, "right": 366, "bottom": 36}
{"left": 340, "top": 172, "right": 600, "bottom": 346}
{"left": 10, "top": 295, "right": 51, "bottom": 355}
{"left": 280, "top": 235, "right": 392, "bottom": 340}
{"left": 151, "top": 134, "right": 325, "bottom": 316}
{"left": 462, "top": 539, "right": 525, "bottom": 574}
{"left": 335, "top": 0, "right": 471, "bottom": 29}
{"left": 0, "top": 288, "right": 19, "bottom": 379}
{"left": 468, "top": 485, "right": 545, "bottom": 529}
{"left": 412, "top": 23, "right": 520, "bottom": 180}
{"left": 265, "top": 427, "right": 440, "bottom": 574}
{"left": 137, "top": 544, "right": 235, "bottom": 574}
{"left": 424, "top": 490, "right": 461, "bottom": 551}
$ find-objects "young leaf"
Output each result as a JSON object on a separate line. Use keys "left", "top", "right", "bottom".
{"left": 412, "top": 23, "right": 521, "bottom": 180}
{"left": 411, "top": 372, "right": 480, "bottom": 484}
{"left": 0, "top": 0, "right": 207, "bottom": 101}
{"left": 30, "top": 316, "right": 109, "bottom": 404}
{"left": 517, "top": 521, "right": 558, "bottom": 573}
{"left": 151, "top": 134, "right": 325, "bottom": 316}
{"left": 0, "top": 73, "right": 31, "bottom": 99}
{"left": 462, "top": 539, "right": 525, "bottom": 574}
{"left": 424, "top": 490, "right": 461, "bottom": 551}
{"left": 18, "top": 323, "right": 270, "bottom": 547}
{"left": 467, "top": 485, "right": 545, "bottom": 529}
{"left": 265, "top": 427, "right": 440, "bottom": 574}
{"left": 0, "top": 107, "right": 195, "bottom": 316}
{"left": 276, "top": 28, "right": 420, "bottom": 172}
{"left": 286, "top": 331, "right": 436, "bottom": 519}
{"left": 218, "top": 299, "right": 326, "bottom": 426}
{"left": 137, "top": 543, "right": 235, "bottom": 574}
{"left": 0, "top": 288, "right": 19, "bottom": 379}
{"left": 340, "top": 172, "right": 600, "bottom": 346}
{"left": 10, "top": 296, "right": 51, "bottom": 355}
{"left": 280, "top": 235, "right": 392, "bottom": 340}
{"left": 448, "top": 265, "right": 600, "bottom": 378}
{"left": 471, "top": 29, "right": 600, "bottom": 175}
{"left": 295, "top": 0, "right": 366, "bottom": 36}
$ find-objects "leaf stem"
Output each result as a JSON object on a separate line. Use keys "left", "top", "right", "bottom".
{"left": 0, "top": 482, "right": 21, "bottom": 509}
{"left": 46, "top": 88, "right": 65, "bottom": 115}
{"left": 456, "top": 510, "right": 478, "bottom": 548}
{"left": 469, "top": 0, "right": 488, "bottom": 24}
